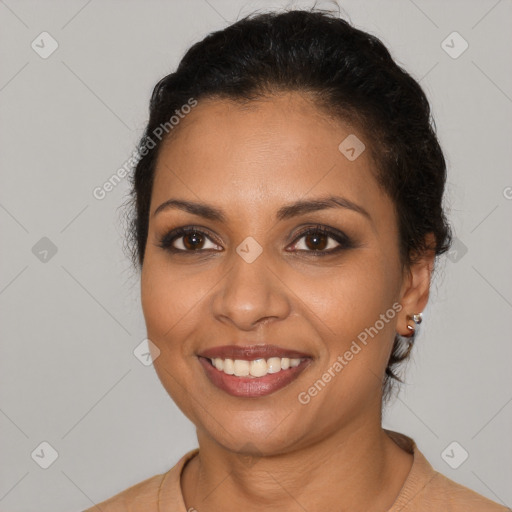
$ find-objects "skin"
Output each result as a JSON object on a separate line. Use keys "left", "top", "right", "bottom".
{"left": 140, "top": 91, "right": 435, "bottom": 511}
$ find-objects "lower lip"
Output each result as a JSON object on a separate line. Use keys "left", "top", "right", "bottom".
{"left": 198, "top": 357, "right": 311, "bottom": 398}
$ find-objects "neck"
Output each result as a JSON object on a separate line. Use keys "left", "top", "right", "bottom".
{"left": 181, "top": 416, "right": 413, "bottom": 512}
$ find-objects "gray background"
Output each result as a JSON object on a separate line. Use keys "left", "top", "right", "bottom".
{"left": 1, "top": 0, "right": 511, "bottom": 510}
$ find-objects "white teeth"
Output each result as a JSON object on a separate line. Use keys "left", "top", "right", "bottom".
{"left": 209, "top": 356, "right": 306, "bottom": 377}
{"left": 233, "top": 359, "right": 250, "bottom": 377}
{"left": 267, "top": 357, "right": 281, "bottom": 374}
{"left": 250, "top": 358, "right": 267, "bottom": 377}
{"left": 223, "top": 358, "right": 234, "bottom": 375}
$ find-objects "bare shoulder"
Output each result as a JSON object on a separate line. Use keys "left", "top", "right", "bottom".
{"left": 81, "top": 472, "right": 165, "bottom": 512}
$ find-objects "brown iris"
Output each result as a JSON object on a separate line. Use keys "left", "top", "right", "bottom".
{"left": 303, "top": 231, "right": 328, "bottom": 251}
{"left": 183, "top": 231, "right": 205, "bottom": 250}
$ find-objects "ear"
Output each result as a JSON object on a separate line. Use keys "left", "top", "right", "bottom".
{"left": 396, "top": 233, "right": 436, "bottom": 336}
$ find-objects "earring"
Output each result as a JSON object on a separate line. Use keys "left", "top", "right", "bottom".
{"left": 412, "top": 313, "right": 423, "bottom": 325}
{"left": 405, "top": 312, "right": 422, "bottom": 338}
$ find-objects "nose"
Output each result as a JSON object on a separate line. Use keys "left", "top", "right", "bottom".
{"left": 211, "top": 250, "right": 292, "bottom": 331}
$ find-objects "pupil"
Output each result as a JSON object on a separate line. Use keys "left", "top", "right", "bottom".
{"left": 306, "top": 232, "right": 327, "bottom": 251}
{"left": 184, "top": 232, "right": 203, "bottom": 250}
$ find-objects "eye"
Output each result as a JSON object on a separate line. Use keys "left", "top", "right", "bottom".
{"left": 157, "top": 226, "right": 222, "bottom": 253}
{"left": 157, "top": 224, "right": 353, "bottom": 256}
{"left": 288, "top": 225, "right": 353, "bottom": 255}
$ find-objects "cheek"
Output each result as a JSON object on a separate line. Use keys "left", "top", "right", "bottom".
{"left": 140, "top": 254, "right": 207, "bottom": 357}
{"left": 290, "top": 252, "right": 401, "bottom": 404}
{"left": 295, "top": 255, "right": 399, "bottom": 340}
{"left": 140, "top": 256, "right": 207, "bottom": 421}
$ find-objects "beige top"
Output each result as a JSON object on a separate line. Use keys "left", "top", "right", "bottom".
{"left": 83, "top": 430, "right": 509, "bottom": 511}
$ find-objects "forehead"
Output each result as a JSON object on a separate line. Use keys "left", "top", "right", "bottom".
{"left": 150, "top": 92, "right": 383, "bottom": 219}
{"left": 160, "top": 93, "right": 343, "bottom": 163}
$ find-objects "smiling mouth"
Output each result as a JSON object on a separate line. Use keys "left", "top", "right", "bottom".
{"left": 197, "top": 351, "right": 312, "bottom": 398}
{"left": 204, "top": 355, "right": 307, "bottom": 378}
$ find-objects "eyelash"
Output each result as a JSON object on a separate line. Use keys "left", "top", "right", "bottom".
{"left": 157, "top": 225, "right": 354, "bottom": 257}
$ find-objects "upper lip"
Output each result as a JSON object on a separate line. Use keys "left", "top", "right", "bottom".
{"left": 198, "top": 344, "right": 312, "bottom": 360}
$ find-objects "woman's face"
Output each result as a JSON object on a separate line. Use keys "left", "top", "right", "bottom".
{"left": 141, "top": 92, "right": 411, "bottom": 455}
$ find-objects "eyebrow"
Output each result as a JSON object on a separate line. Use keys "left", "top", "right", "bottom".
{"left": 152, "top": 195, "right": 371, "bottom": 222}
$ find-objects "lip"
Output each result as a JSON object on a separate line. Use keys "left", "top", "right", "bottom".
{"left": 198, "top": 344, "right": 312, "bottom": 360}
{"left": 198, "top": 356, "right": 312, "bottom": 398}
